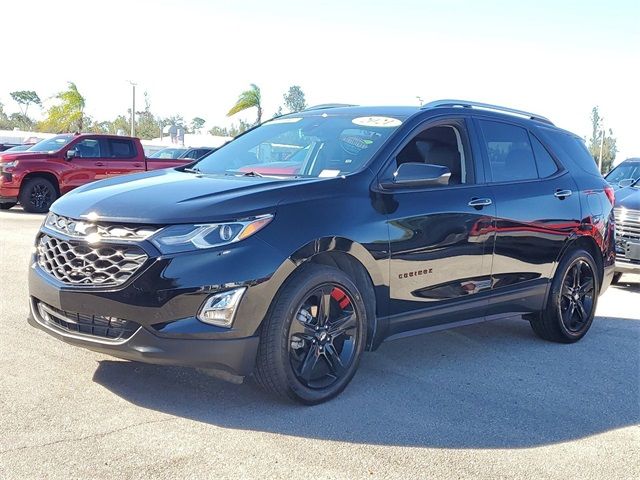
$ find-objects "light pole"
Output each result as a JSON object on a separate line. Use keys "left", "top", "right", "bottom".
{"left": 598, "top": 122, "right": 605, "bottom": 173}
{"left": 128, "top": 81, "right": 137, "bottom": 137}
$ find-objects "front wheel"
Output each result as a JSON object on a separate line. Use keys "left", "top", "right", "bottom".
{"left": 530, "top": 249, "right": 599, "bottom": 343}
{"left": 254, "top": 265, "right": 368, "bottom": 404}
{"left": 19, "top": 177, "right": 58, "bottom": 213}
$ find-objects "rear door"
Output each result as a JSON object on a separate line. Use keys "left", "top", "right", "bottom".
{"left": 106, "top": 137, "right": 145, "bottom": 176}
{"left": 381, "top": 116, "right": 496, "bottom": 336}
{"left": 472, "top": 117, "right": 581, "bottom": 315}
{"left": 61, "top": 137, "right": 110, "bottom": 190}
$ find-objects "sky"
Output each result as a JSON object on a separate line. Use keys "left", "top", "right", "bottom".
{"left": 1, "top": 0, "right": 639, "bottom": 161}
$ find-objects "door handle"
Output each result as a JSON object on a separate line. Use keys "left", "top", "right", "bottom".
{"left": 95, "top": 162, "right": 105, "bottom": 166}
{"left": 133, "top": 163, "right": 143, "bottom": 167}
{"left": 468, "top": 198, "right": 493, "bottom": 208}
{"left": 554, "top": 189, "right": 572, "bottom": 199}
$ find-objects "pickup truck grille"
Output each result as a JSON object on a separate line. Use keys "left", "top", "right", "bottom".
{"left": 614, "top": 207, "right": 640, "bottom": 265}
{"left": 36, "top": 234, "right": 148, "bottom": 286}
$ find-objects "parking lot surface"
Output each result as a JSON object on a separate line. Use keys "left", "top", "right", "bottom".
{"left": 1, "top": 208, "right": 638, "bottom": 479}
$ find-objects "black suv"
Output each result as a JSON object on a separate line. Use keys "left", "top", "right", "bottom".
{"left": 28, "top": 100, "right": 616, "bottom": 404}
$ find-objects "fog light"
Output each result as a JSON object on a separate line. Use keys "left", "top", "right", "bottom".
{"left": 197, "top": 287, "right": 246, "bottom": 327}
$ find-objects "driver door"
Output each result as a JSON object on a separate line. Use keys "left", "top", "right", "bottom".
{"left": 61, "top": 137, "right": 110, "bottom": 191}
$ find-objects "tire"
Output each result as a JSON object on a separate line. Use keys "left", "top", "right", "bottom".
{"left": 0, "top": 202, "right": 16, "bottom": 210}
{"left": 611, "top": 272, "right": 622, "bottom": 285}
{"left": 254, "top": 265, "right": 368, "bottom": 404}
{"left": 19, "top": 177, "right": 58, "bottom": 213}
{"left": 530, "top": 249, "right": 599, "bottom": 343}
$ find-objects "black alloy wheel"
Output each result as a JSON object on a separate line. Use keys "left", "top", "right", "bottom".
{"left": 254, "top": 265, "right": 368, "bottom": 404}
{"left": 288, "top": 284, "right": 359, "bottom": 389}
{"left": 529, "top": 249, "right": 599, "bottom": 343}
{"left": 559, "top": 259, "right": 596, "bottom": 333}
{"left": 19, "top": 178, "right": 58, "bottom": 213}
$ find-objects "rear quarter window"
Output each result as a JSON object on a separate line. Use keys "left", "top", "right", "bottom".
{"left": 538, "top": 127, "right": 601, "bottom": 177}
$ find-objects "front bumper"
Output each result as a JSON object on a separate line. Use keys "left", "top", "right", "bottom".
{"left": 27, "top": 230, "right": 296, "bottom": 378}
{"left": 28, "top": 300, "right": 259, "bottom": 376}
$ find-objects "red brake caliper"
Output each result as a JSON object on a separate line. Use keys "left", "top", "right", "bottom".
{"left": 330, "top": 287, "right": 350, "bottom": 309}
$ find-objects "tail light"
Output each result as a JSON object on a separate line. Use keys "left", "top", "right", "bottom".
{"left": 604, "top": 185, "right": 615, "bottom": 206}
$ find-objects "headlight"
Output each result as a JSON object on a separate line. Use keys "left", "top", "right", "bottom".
{"left": 150, "top": 214, "right": 273, "bottom": 254}
{"left": 1, "top": 160, "right": 18, "bottom": 171}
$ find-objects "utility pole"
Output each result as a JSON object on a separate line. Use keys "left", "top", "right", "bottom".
{"left": 128, "top": 81, "right": 137, "bottom": 137}
{"left": 598, "top": 122, "right": 605, "bottom": 173}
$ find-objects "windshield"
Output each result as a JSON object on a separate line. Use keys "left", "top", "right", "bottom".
{"left": 193, "top": 114, "right": 404, "bottom": 177}
{"left": 606, "top": 162, "right": 640, "bottom": 185}
{"left": 150, "top": 147, "right": 188, "bottom": 159}
{"left": 28, "top": 135, "right": 74, "bottom": 153}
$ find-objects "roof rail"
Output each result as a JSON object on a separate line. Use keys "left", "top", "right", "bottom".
{"left": 421, "top": 99, "right": 554, "bottom": 125}
{"left": 304, "top": 103, "right": 357, "bottom": 112}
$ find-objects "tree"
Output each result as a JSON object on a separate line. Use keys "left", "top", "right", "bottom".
{"left": 191, "top": 117, "right": 206, "bottom": 134}
{"left": 0, "top": 103, "right": 11, "bottom": 129}
{"left": 10, "top": 90, "right": 41, "bottom": 117}
{"left": 587, "top": 106, "right": 617, "bottom": 174}
{"left": 38, "top": 82, "right": 86, "bottom": 133}
{"left": 135, "top": 92, "right": 161, "bottom": 139}
{"left": 282, "top": 85, "right": 307, "bottom": 113}
{"left": 227, "top": 84, "right": 262, "bottom": 125}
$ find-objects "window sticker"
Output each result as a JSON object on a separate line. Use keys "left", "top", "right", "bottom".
{"left": 268, "top": 117, "right": 302, "bottom": 125}
{"left": 319, "top": 169, "right": 341, "bottom": 178}
{"left": 352, "top": 116, "right": 402, "bottom": 128}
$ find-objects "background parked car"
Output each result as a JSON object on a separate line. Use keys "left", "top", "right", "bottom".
{"left": 605, "top": 157, "right": 640, "bottom": 189}
{"left": 612, "top": 178, "right": 640, "bottom": 283}
{"left": 179, "top": 147, "right": 216, "bottom": 160}
{"left": 2, "top": 144, "right": 35, "bottom": 153}
{"left": 148, "top": 147, "right": 188, "bottom": 159}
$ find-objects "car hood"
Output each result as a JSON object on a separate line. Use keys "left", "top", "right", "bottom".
{"left": 51, "top": 168, "right": 319, "bottom": 224}
{"left": 614, "top": 186, "right": 640, "bottom": 211}
{"left": 0, "top": 151, "right": 55, "bottom": 162}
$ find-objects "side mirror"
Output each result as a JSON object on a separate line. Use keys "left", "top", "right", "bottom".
{"left": 65, "top": 149, "right": 77, "bottom": 160}
{"left": 618, "top": 178, "right": 634, "bottom": 188}
{"left": 381, "top": 162, "right": 451, "bottom": 189}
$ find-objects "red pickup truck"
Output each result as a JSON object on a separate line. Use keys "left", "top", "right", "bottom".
{"left": 0, "top": 133, "right": 189, "bottom": 213}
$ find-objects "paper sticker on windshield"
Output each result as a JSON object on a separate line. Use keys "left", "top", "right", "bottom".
{"left": 268, "top": 117, "right": 302, "bottom": 125}
{"left": 352, "top": 116, "right": 402, "bottom": 128}
{"left": 319, "top": 169, "right": 341, "bottom": 178}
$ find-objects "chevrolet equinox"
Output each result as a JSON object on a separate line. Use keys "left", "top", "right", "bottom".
{"left": 28, "top": 100, "right": 616, "bottom": 404}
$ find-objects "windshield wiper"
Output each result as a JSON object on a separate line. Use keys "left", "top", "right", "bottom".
{"left": 184, "top": 166, "right": 201, "bottom": 174}
{"left": 240, "top": 170, "right": 263, "bottom": 177}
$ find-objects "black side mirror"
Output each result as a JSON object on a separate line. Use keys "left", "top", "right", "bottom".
{"left": 65, "top": 149, "right": 76, "bottom": 160}
{"left": 381, "top": 162, "right": 451, "bottom": 189}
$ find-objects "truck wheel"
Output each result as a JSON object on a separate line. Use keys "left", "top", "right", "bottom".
{"left": 19, "top": 177, "right": 58, "bottom": 213}
{"left": 530, "top": 249, "right": 599, "bottom": 343}
{"left": 0, "top": 202, "right": 16, "bottom": 210}
{"left": 254, "top": 265, "right": 368, "bottom": 404}
{"left": 611, "top": 272, "right": 622, "bottom": 285}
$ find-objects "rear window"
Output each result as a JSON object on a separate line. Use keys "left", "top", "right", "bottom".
{"left": 108, "top": 139, "right": 136, "bottom": 158}
{"left": 478, "top": 120, "right": 538, "bottom": 182}
{"left": 540, "top": 128, "right": 601, "bottom": 177}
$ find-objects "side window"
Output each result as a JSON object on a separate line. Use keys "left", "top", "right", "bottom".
{"left": 541, "top": 128, "right": 602, "bottom": 177}
{"left": 73, "top": 139, "right": 101, "bottom": 158}
{"left": 478, "top": 120, "right": 537, "bottom": 182}
{"left": 108, "top": 139, "right": 136, "bottom": 159}
{"left": 530, "top": 134, "right": 559, "bottom": 178}
{"left": 393, "top": 124, "right": 472, "bottom": 185}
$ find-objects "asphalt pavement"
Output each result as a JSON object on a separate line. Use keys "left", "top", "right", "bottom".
{"left": 1, "top": 207, "right": 638, "bottom": 479}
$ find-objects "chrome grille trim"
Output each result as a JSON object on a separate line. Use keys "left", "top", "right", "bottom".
{"left": 614, "top": 207, "right": 640, "bottom": 265}
{"left": 45, "top": 213, "right": 160, "bottom": 241}
{"left": 36, "top": 234, "right": 148, "bottom": 286}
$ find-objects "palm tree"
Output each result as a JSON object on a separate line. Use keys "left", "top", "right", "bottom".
{"left": 227, "top": 84, "right": 262, "bottom": 125}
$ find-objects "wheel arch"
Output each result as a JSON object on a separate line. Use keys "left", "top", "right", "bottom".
{"left": 20, "top": 171, "right": 61, "bottom": 196}
{"left": 554, "top": 234, "right": 604, "bottom": 289}
{"left": 284, "top": 237, "right": 386, "bottom": 350}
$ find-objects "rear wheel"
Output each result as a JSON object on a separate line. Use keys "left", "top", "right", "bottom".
{"left": 0, "top": 202, "right": 16, "bottom": 210}
{"left": 19, "top": 177, "right": 58, "bottom": 213}
{"left": 254, "top": 265, "right": 367, "bottom": 404}
{"left": 530, "top": 249, "right": 599, "bottom": 343}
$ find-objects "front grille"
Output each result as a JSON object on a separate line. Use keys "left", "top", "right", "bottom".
{"left": 614, "top": 207, "right": 640, "bottom": 265}
{"left": 35, "top": 301, "right": 139, "bottom": 342}
{"left": 37, "top": 234, "right": 148, "bottom": 286}
{"left": 45, "top": 212, "right": 160, "bottom": 240}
